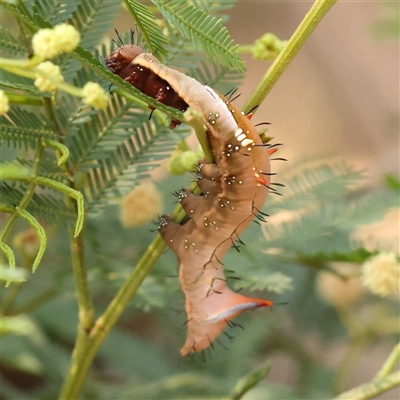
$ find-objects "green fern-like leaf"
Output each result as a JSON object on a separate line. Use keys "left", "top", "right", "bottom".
{"left": 153, "top": 20, "right": 204, "bottom": 71}
{"left": 32, "top": 0, "right": 79, "bottom": 25}
{"left": 67, "top": 93, "right": 155, "bottom": 171}
{"left": 83, "top": 121, "right": 181, "bottom": 210}
{"left": 0, "top": 28, "right": 40, "bottom": 93}
{"left": 0, "top": 108, "right": 55, "bottom": 149}
{"left": 12, "top": 156, "right": 68, "bottom": 183}
{"left": 152, "top": 0, "right": 245, "bottom": 72}
{"left": 190, "top": 0, "right": 238, "bottom": 23}
{"left": 266, "top": 158, "right": 363, "bottom": 213}
{"left": 28, "top": 191, "right": 77, "bottom": 225}
{"left": 187, "top": 59, "right": 243, "bottom": 95}
{"left": 55, "top": 0, "right": 120, "bottom": 83}
{"left": 262, "top": 187, "right": 398, "bottom": 254}
{"left": 124, "top": 0, "right": 168, "bottom": 58}
{"left": 0, "top": 181, "right": 76, "bottom": 225}
{"left": 70, "top": 0, "right": 120, "bottom": 49}
{"left": 238, "top": 271, "right": 293, "bottom": 294}
{"left": 0, "top": 28, "right": 28, "bottom": 58}
{"left": 0, "top": 182, "right": 23, "bottom": 208}
{"left": 0, "top": 70, "right": 42, "bottom": 95}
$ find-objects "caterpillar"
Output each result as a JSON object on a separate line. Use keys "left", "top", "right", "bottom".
{"left": 106, "top": 44, "right": 275, "bottom": 356}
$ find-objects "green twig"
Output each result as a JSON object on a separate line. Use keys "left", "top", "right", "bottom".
{"left": 5, "top": 91, "right": 44, "bottom": 106}
{"left": 0, "top": 146, "right": 45, "bottom": 287}
{"left": 333, "top": 339, "right": 369, "bottom": 395}
{"left": 59, "top": 183, "right": 200, "bottom": 399}
{"left": 224, "top": 360, "right": 272, "bottom": 400}
{"left": 184, "top": 108, "right": 214, "bottom": 163}
{"left": 44, "top": 139, "right": 69, "bottom": 167}
{"left": 375, "top": 342, "right": 400, "bottom": 380}
{"left": 43, "top": 95, "right": 94, "bottom": 333}
{"left": 333, "top": 371, "right": 400, "bottom": 400}
{"left": 242, "top": 0, "right": 337, "bottom": 115}
{"left": 0, "top": 146, "right": 45, "bottom": 243}
{"left": 14, "top": 208, "right": 47, "bottom": 272}
{"left": 35, "top": 177, "right": 84, "bottom": 237}
{"left": 0, "top": 242, "right": 16, "bottom": 269}
{"left": 68, "top": 219, "right": 95, "bottom": 328}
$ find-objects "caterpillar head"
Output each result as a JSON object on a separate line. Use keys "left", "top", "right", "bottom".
{"left": 105, "top": 44, "right": 144, "bottom": 76}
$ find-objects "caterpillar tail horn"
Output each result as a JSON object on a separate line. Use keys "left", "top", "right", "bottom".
{"left": 181, "top": 287, "right": 272, "bottom": 356}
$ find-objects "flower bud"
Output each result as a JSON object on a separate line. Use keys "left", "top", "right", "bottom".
{"left": 53, "top": 23, "right": 80, "bottom": 53}
{"left": 32, "top": 28, "right": 59, "bottom": 59}
{"left": 32, "top": 24, "right": 80, "bottom": 60}
{"left": 362, "top": 252, "right": 400, "bottom": 297}
{"left": 34, "top": 61, "right": 64, "bottom": 92}
{"left": 168, "top": 152, "right": 186, "bottom": 175}
{"left": 252, "top": 33, "right": 287, "bottom": 61}
{"left": 180, "top": 151, "right": 199, "bottom": 172}
{"left": 82, "top": 82, "right": 109, "bottom": 110}
{"left": 0, "top": 90, "right": 10, "bottom": 115}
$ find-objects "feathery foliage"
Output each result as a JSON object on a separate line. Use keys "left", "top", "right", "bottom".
{"left": 0, "top": 108, "right": 55, "bottom": 149}
{"left": 71, "top": 0, "right": 120, "bottom": 49}
{"left": 32, "top": 0, "right": 79, "bottom": 26}
{"left": 1, "top": 2, "right": 398, "bottom": 400}
{"left": 152, "top": 0, "right": 245, "bottom": 72}
{"left": 0, "top": 28, "right": 28, "bottom": 58}
{"left": 124, "top": 0, "right": 168, "bottom": 58}
{"left": 82, "top": 121, "right": 181, "bottom": 211}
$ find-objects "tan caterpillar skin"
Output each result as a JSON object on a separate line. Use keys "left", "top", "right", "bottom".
{"left": 132, "top": 53, "right": 273, "bottom": 356}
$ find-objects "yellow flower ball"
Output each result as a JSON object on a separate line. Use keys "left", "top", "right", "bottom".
{"left": 362, "top": 252, "right": 400, "bottom": 297}
{"left": 82, "top": 82, "right": 109, "bottom": 110}
{"left": 32, "top": 28, "right": 60, "bottom": 60}
{"left": 34, "top": 61, "right": 64, "bottom": 92}
{"left": 120, "top": 182, "right": 163, "bottom": 227}
{"left": 53, "top": 23, "right": 81, "bottom": 53}
{"left": 0, "top": 90, "right": 10, "bottom": 115}
{"left": 32, "top": 25, "right": 81, "bottom": 59}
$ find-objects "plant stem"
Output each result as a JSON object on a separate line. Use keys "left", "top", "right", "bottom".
{"left": 68, "top": 222, "right": 94, "bottom": 329}
{"left": 44, "top": 98, "right": 94, "bottom": 330}
{"left": 375, "top": 342, "right": 400, "bottom": 380}
{"left": 5, "top": 91, "right": 44, "bottom": 106}
{"left": 242, "top": 0, "right": 337, "bottom": 115}
{"left": 333, "top": 339, "right": 369, "bottom": 395}
{"left": 333, "top": 371, "right": 400, "bottom": 400}
{"left": 52, "top": 87, "right": 94, "bottom": 398}
{"left": 59, "top": 184, "right": 199, "bottom": 399}
{"left": 225, "top": 360, "right": 271, "bottom": 400}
